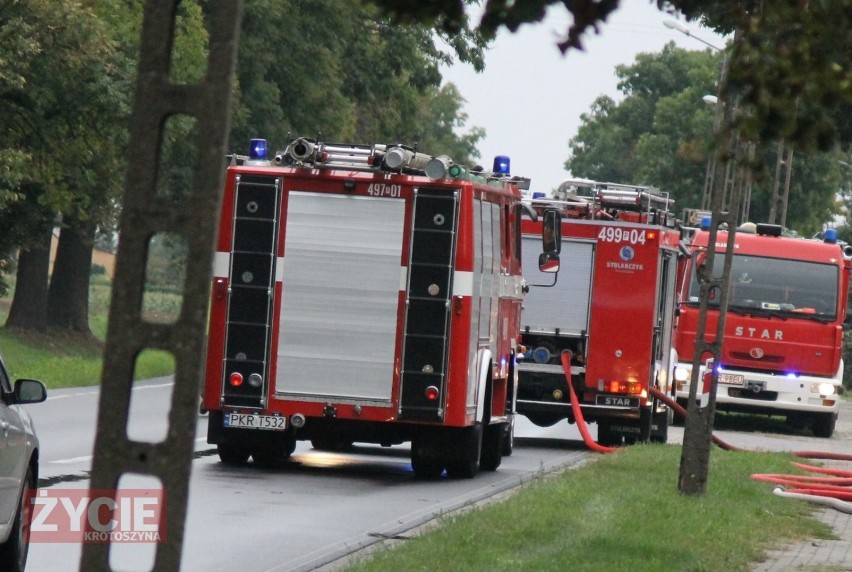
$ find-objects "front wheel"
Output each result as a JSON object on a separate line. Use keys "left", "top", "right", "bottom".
{"left": 0, "top": 465, "right": 34, "bottom": 572}
{"left": 596, "top": 422, "right": 622, "bottom": 447}
{"left": 812, "top": 411, "right": 837, "bottom": 438}
{"left": 650, "top": 404, "right": 672, "bottom": 444}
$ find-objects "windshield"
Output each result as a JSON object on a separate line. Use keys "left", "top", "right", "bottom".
{"left": 686, "top": 253, "right": 839, "bottom": 321}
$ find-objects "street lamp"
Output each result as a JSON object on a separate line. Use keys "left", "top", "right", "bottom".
{"left": 664, "top": 20, "right": 735, "bottom": 213}
{"left": 663, "top": 19, "right": 723, "bottom": 52}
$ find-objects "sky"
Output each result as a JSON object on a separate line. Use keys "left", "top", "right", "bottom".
{"left": 439, "top": 1, "right": 729, "bottom": 193}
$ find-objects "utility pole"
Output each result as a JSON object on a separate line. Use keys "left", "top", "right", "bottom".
{"left": 769, "top": 140, "right": 794, "bottom": 226}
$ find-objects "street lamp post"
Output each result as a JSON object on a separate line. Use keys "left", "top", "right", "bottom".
{"left": 664, "top": 19, "right": 724, "bottom": 51}
{"left": 664, "top": 19, "right": 744, "bottom": 496}
{"left": 665, "top": 20, "right": 730, "bottom": 213}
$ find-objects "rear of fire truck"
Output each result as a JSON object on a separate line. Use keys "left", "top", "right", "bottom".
{"left": 202, "top": 137, "right": 532, "bottom": 478}
{"left": 674, "top": 220, "right": 851, "bottom": 437}
{"left": 517, "top": 180, "right": 681, "bottom": 445}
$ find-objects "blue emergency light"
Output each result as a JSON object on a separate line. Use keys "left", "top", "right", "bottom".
{"left": 249, "top": 138, "right": 268, "bottom": 161}
{"left": 700, "top": 216, "right": 711, "bottom": 230}
{"left": 493, "top": 155, "right": 510, "bottom": 176}
{"left": 824, "top": 228, "right": 838, "bottom": 244}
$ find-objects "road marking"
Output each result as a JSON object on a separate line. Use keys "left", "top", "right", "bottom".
{"left": 50, "top": 455, "right": 93, "bottom": 464}
{"left": 47, "top": 382, "right": 175, "bottom": 400}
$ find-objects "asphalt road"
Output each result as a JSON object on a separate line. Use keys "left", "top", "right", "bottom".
{"left": 24, "top": 380, "right": 594, "bottom": 571}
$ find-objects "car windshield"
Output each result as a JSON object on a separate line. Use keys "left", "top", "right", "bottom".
{"left": 686, "top": 253, "right": 839, "bottom": 321}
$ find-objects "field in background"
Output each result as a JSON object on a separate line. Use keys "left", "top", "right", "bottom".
{"left": 0, "top": 274, "right": 177, "bottom": 388}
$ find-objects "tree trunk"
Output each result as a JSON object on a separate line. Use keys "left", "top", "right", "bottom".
{"left": 5, "top": 232, "right": 52, "bottom": 331}
{"left": 47, "top": 224, "right": 94, "bottom": 334}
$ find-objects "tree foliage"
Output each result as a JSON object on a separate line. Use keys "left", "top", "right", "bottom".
{"left": 227, "top": 0, "right": 487, "bottom": 165}
{"left": 374, "top": 0, "right": 851, "bottom": 155}
{"left": 566, "top": 44, "right": 844, "bottom": 234}
{"left": 0, "top": 0, "right": 489, "bottom": 331}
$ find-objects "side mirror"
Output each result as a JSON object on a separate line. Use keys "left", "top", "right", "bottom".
{"left": 542, "top": 208, "right": 561, "bottom": 254}
{"left": 539, "top": 252, "right": 560, "bottom": 273}
{"left": 14, "top": 379, "right": 47, "bottom": 404}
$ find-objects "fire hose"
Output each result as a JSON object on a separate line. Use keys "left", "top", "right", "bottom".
{"left": 560, "top": 351, "right": 852, "bottom": 512}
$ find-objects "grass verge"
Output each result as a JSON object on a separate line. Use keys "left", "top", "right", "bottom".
{"left": 345, "top": 445, "right": 834, "bottom": 572}
{"left": 0, "top": 282, "right": 176, "bottom": 388}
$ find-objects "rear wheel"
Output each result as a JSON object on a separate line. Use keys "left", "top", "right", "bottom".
{"left": 217, "top": 443, "right": 251, "bottom": 465}
{"left": 0, "top": 465, "right": 34, "bottom": 572}
{"left": 310, "top": 436, "right": 353, "bottom": 452}
{"left": 252, "top": 437, "right": 296, "bottom": 468}
{"left": 411, "top": 438, "right": 444, "bottom": 479}
{"left": 479, "top": 422, "right": 505, "bottom": 471}
{"left": 444, "top": 424, "right": 482, "bottom": 479}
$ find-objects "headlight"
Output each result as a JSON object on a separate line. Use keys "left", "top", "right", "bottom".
{"left": 811, "top": 382, "right": 836, "bottom": 396}
{"left": 674, "top": 365, "right": 691, "bottom": 382}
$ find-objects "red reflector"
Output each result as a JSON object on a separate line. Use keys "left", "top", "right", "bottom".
{"left": 425, "top": 386, "right": 439, "bottom": 401}
{"left": 229, "top": 372, "right": 244, "bottom": 387}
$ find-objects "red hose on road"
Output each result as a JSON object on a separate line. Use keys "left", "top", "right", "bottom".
{"left": 560, "top": 353, "right": 851, "bottom": 512}
{"left": 791, "top": 463, "right": 852, "bottom": 477}
{"left": 647, "top": 385, "right": 745, "bottom": 451}
{"left": 644, "top": 385, "right": 852, "bottom": 511}
{"left": 561, "top": 351, "right": 620, "bottom": 454}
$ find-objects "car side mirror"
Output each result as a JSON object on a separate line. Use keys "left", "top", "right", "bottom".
{"left": 14, "top": 379, "right": 47, "bottom": 404}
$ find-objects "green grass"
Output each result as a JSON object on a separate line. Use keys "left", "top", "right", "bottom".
{"left": 0, "top": 275, "right": 844, "bottom": 571}
{"left": 0, "top": 280, "right": 177, "bottom": 388}
{"left": 345, "top": 445, "right": 834, "bottom": 572}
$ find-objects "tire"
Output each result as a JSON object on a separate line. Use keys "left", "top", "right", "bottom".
{"left": 310, "top": 436, "right": 353, "bottom": 452}
{"left": 445, "top": 457, "right": 479, "bottom": 479}
{"left": 0, "top": 465, "right": 34, "bottom": 572}
{"left": 650, "top": 405, "right": 671, "bottom": 444}
{"left": 217, "top": 443, "right": 251, "bottom": 465}
{"left": 812, "top": 412, "right": 837, "bottom": 438}
{"left": 252, "top": 437, "right": 296, "bottom": 468}
{"left": 411, "top": 439, "right": 444, "bottom": 479}
{"left": 444, "top": 424, "right": 482, "bottom": 479}
{"left": 479, "top": 422, "right": 505, "bottom": 472}
{"left": 525, "top": 412, "right": 563, "bottom": 428}
{"left": 638, "top": 406, "right": 653, "bottom": 443}
{"left": 596, "top": 422, "right": 622, "bottom": 447}
{"left": 502, "top": 415, "right": 515, "bottom": 457}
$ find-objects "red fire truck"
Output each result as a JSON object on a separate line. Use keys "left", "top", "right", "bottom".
{"left": 674, "top": 218, "right": 851, "bottom": 437}
{"left": 517, "top": 179, "right": 681, "bottom": 445}
{"left": 202, "top": 137, "right": 535, "bottom": 478}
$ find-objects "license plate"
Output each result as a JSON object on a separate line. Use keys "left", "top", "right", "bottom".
{"left": 719, "top": 373, "right": 745, "bottom": 386}
{"left": 223, "top": 413, "right": 287, "bottom": 431}
{"left": 595, "top": 395, "right": 640, "bottom": 408}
